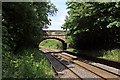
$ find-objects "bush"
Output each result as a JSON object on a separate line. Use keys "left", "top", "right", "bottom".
{"left": 2, "top": 48, "right": 53, "bottom": 78}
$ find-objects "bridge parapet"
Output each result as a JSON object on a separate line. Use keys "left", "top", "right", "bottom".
{"left": 43, "top": 30, "right": 66, "bottom": 42}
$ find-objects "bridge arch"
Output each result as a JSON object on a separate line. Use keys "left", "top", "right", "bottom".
{"left": 39, "top": 37, "right": 67, "bottom": 50}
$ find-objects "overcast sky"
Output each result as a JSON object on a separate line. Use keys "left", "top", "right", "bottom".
{"left": 45, "top": 0, "right": 68, "bottom": 30}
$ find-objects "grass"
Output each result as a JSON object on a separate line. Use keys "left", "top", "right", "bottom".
{"left": 2, "top": 48, "right": 53, "bottom": 78}
{"left": 99, "top": 49, "right": 120, "bottom": 61}
{"left": 39, "top": 39, "right": 62, "bottom": 50}
{"left": 67, "top": 48, "right": 120, "bottom": 61}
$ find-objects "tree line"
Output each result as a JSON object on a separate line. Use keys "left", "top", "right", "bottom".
{"left": 2, "top": 2, "right": 57, "bottom": 54}
{"left": 2, "top": 2, "right": 57, "bottom": 78}
{"left": 62, "top": 2, "right": 120, "bottom": 50}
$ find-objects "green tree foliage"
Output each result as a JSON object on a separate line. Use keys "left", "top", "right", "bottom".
{"left": 2, "top": 2, "right": 57, "bottom": 78}
{"left": 2, "top": 2, "right": 57, "bottom": 53}
{"left": 62, "top": 2, "right": 120, "bottom": 50}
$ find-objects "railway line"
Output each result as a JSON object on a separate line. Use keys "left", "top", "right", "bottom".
{"left": 61, "top": 52, "right": 120, "bottom": 77}
{"left": 45, "top": 53, "right": 82, "bottom": 79}
{"left": 40, "top": 48, "right": 120, "bottom": 80}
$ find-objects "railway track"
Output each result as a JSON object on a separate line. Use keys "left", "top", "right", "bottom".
{"left": 45, "top": 53, "right": 82, "bottom": 79}
{"left": 63, "top": 51, "right": 120, "bottom": 69}
{"left": 57, "top": 53, "right": 120, "bottom": 80}
{"left": 61, "top": 52, "right": 120, "bottom": 77}
{"left": 40, "top": 48, "right": 120, "bottom": 80}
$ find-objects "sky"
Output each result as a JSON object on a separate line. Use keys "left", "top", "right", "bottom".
{"left": 44, "top": 0, "right": 68, "bottom": 30}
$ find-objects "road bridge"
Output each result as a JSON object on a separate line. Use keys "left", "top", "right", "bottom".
{"left": 41, "top": 30, "right": 67, "bottom": 50}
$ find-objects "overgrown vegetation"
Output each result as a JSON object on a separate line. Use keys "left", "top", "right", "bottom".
{"left": 2, "top": 2, "right": 57, "bottom": 51}
{"left": 63, "top": 2, "right": 120, "bottom": 60}
{"left": 2, "top": 48, "right": 53, "bottom": 78}
{"left": 100, "top": 49, "right": 120, "bottom": 60}
{"left": 2, "top": 2, "right": 57, "bottom": 78}
{"left": 39, "top": 39, "right": 62, "bottom": 50}
{"left": 67, "top": 48, "right": 120, "bottom": 61}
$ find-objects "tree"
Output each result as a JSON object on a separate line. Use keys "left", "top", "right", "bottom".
{"left": 62, "top": 2, "right": 120, "bottom": 50}
{"left": 2, "top": 2, "right": 57, "bottom": 53}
